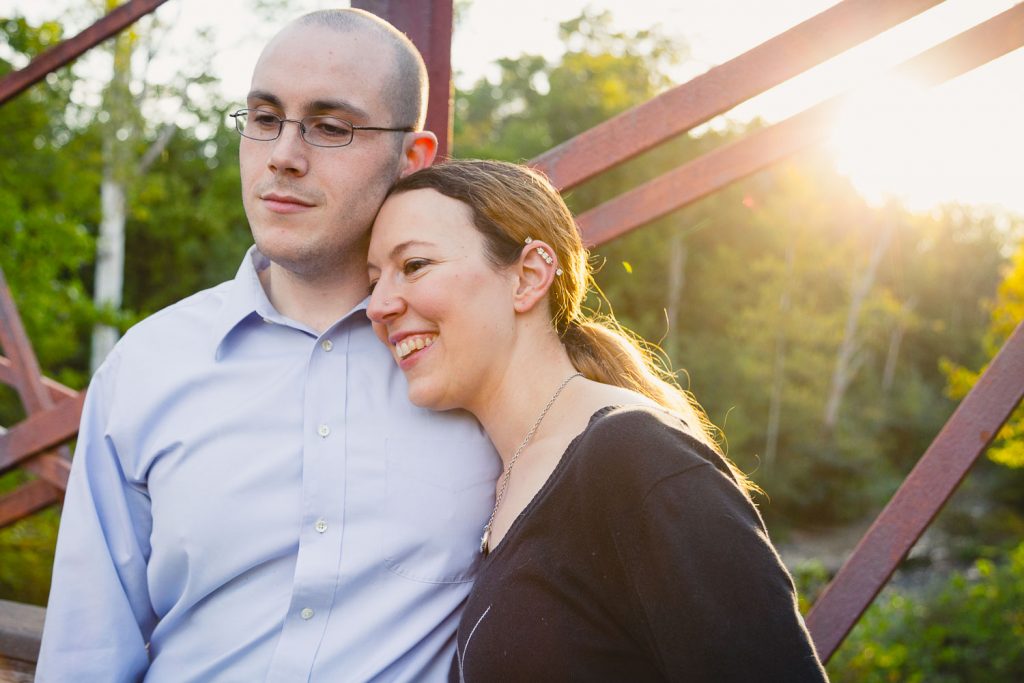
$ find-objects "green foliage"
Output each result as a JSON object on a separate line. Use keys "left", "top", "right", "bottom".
{"left": 0, "top": 12, "right": 251, "bottom": 605}
{"left": 455, "top": 8, "right": 681, "bottom": 160}
{"left": 0, "top": 18, "right": 99, "bottom": 388}
{"left": 828, "top": 542, "right": 1024, "bottom": 682}
{"left": 943, "top": 243, "right": 1024, "bottom": 469}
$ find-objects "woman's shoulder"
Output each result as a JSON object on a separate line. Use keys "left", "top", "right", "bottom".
{"left": 571, "top": 404, "right": 731, "bottom": 490}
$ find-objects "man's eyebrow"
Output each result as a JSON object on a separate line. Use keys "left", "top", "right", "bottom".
{"left": 245, "top": 91, "right": 371, "bottom": 121}
{"left": 309, "top": 98, "right": 371, "bottom": 122}
{"left": 246, "top": 90, "right": 283, "bottom": 108}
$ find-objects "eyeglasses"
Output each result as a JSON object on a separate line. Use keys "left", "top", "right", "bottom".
{"left": 230, "top": 109, "right": 415, "bottom": 148}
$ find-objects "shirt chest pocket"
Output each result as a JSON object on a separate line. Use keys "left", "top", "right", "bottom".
{"left": 384, "top": 437, "right": 498, "bottom": 583}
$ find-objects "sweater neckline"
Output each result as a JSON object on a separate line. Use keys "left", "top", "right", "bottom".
{"left": 482, "top": 404, "right": 621, "bottom": 562}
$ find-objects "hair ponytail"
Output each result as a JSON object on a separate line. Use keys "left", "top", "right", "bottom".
{"left": 562, "top": 317, "right": 758, "bottom": 493}
{"left": 560, "top": 313, "right": 708, "bottom": 434}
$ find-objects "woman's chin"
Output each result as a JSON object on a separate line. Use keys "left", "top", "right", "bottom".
{"left": 406, "top": 382, "right": 461, "bottom": 413}
{"left": 406, "top": 383, "right": 442, "bottom": 411}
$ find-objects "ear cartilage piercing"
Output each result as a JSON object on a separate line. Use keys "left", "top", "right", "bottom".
{"left": 525, "top": 237, "right": 562, "bottom": 274}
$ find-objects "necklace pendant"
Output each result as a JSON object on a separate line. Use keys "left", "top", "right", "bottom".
{"left": 480, "top": 528, "right": 491, "bottom": 556}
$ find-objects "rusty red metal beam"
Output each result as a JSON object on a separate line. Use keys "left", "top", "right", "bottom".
{"left": 0, "top": 356, "right": 77, "bottom": 404}
{"left": 807, "top": 321, "right": 1024, "bottom": 660}
{"left": 0, "top": 267, "right": 77, "bottom": 493}
{"left": 0, "top": 479, "right": 58, "bottom": 530}
{"left": 0, "top": 271, "right": 54, "bottom": 415}
{"left": 353, "top": 0, "right": 454, "bottom": 158}
{"left": 0, "top": 0, "right": 171, "bottom": 106}
{"left": 22, "top": 453, "right": 72, "bottom": 492}
{"left": 531, "top": 0, "right": 943, "bottom": 191}
{"left": 576, "top": 4, "right": 1024, "bottom": 247}
{"left": 0, "top": 392, "right": 84, "bottom": 477}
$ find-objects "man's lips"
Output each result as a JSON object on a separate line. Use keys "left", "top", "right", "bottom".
{"left": 260, "top": 192, "right": 316, "bottom": 213}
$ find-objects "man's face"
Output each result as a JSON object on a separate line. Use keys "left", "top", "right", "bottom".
{"left": 240, "top": 24, "right": 407, "bottom": 279}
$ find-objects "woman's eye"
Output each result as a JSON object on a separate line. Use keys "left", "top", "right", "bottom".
{"left": 403, "top": 259, "right": 430, "bottom": 275}
{"left": 367, "top": 280, "right": 378, "bottom": 294}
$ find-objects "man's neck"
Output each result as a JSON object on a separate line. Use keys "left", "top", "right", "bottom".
{"left": 259, "top": 261, "right": 368, "bottom": 334}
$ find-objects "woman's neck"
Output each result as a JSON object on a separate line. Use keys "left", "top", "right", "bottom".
{"left": 470, "top": 326, "right": 580, "bottom": 467}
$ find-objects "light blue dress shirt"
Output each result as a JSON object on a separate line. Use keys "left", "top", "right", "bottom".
{"left": 37, "top": 247, "right": 500, "bottom": 682}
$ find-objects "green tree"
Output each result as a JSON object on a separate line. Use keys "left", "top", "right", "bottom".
{"left": 828, "top": 542, "right": 1024, "bottom": 682}
{"left": 944, "top": 242, "right": 1024, "bottom": 469}
{"left": 0, "top": 11, "right": 251, "bottom": 604}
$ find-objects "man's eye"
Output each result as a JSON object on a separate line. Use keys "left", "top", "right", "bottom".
{"left": 368, "top": 280, "right": 378, "bottom": 294}
{"left": 252, "top": 112, "right": 279, "bottom": 127}
{"left": 310, "top": 118, "right": 352, "bottom": 138}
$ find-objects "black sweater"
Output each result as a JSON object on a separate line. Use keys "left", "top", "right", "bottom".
{"left": 451, "top": 405, "right": 828, "bottom": 682}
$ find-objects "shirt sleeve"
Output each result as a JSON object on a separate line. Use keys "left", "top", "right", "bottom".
{"left": 36, "top": 348, "right": 156, "bottom": 682}
{"left": 618, "top": 460, "right": 828, "bottom": 682}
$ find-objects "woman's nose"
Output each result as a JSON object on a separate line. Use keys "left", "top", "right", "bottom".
{"left": 367, "top": 284, "right": 402, "bottom": 324}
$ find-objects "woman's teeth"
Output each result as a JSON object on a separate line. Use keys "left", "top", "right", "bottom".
{"left": 396, "top": 335, "right": 435, "bottom": 359}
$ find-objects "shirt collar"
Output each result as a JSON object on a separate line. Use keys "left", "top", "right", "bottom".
{"left": 212, "top": 246, "right": 372, "bottom": 358}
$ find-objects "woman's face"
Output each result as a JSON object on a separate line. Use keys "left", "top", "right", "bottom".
{"left": 367, "top": 189, "right": 517, "bottom": 413}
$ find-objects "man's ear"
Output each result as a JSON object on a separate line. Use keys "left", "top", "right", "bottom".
{"left": 513, "top": 241, "right": 558, "bottom": 314}
{"left": 399, "top": 131, "right": 438, "bottom": 176}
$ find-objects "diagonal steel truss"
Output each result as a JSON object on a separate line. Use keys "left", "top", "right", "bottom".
{"left": 0, "top": 0, "right": 1021, "bottom": 663}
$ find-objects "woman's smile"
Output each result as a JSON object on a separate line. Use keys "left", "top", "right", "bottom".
{"left": 394, "top": 333, "right": 437, "bottom": 359}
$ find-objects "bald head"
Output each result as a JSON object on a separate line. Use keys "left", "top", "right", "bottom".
{"left": 290, "top": 9, "right": 429, "bottom": 130}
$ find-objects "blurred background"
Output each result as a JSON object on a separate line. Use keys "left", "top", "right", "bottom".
{"left": 1, "top": 1, "right": 1021, "bottom": 679}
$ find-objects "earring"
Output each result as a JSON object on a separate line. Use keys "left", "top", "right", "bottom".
{"left": 525, "top": 237, "right": 563, "bottom": 274}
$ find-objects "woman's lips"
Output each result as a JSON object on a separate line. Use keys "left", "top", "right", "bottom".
{"left": 395, "top": 334, "right": 436, "bottom": 359}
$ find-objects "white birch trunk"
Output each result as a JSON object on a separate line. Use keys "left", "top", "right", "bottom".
{"left": 91, "top": 169, "right": 126, "bottom": 372}
{"left": 823, "top": 225, "right": 894, "bottom": 433}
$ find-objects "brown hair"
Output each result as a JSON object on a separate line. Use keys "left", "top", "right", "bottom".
{"left": 388, "top": 160, "right": 755, "bottom": 491}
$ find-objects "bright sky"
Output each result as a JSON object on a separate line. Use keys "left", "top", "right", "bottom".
{"left": 2, "top": 0, "right": 1022, "bottom": 213}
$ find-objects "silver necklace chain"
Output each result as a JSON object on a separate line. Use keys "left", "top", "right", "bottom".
{"left": 480, "top": 371, "right": 583, "bottom": 556}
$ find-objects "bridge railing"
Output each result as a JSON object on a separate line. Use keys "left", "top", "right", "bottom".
{"left": 1, "top": 0, "right": 1022, "bottom": 671}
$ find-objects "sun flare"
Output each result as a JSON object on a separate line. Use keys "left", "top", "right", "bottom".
{"left": 828, "top": 62, "right": 1022, "bottom": 212}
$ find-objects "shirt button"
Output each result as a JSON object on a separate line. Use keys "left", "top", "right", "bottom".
{"left": 300, "top": 607, "right": 314, "bottom": 620}
{"left": 318, "top": 424, "right": 330, "bottom": 438}
{"left": 315, "top": 518, "right": 328, "bottom": 534}
{"left": 321, "top": 339, "right": 333, "bottom": 352}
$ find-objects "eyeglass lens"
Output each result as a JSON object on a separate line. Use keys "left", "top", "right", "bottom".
{"left": 234, "top": 110, "right": 354, "bottom": 147}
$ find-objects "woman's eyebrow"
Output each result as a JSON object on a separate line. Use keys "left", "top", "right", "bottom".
{"left": 389, "top": 240, "right": 434, "bottom": 260}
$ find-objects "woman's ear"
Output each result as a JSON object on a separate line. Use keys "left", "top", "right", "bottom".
{"left": 512, "top": 240, "right": 559, "bottom": 314}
